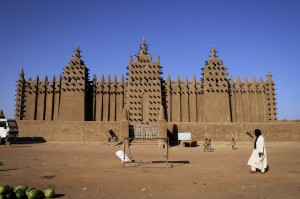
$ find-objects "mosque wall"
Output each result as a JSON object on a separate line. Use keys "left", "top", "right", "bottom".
{"left": 15, "top": 41, "right": 277, "bottom": 126}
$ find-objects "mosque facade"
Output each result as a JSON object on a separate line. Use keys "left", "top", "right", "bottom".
{"left": 15, "top": 40, "right": 277, "bottom": 124}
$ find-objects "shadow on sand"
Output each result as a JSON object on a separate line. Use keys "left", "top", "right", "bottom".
{"left": 124, "top": 160, "right": 190, "bottom": 168}
{"left": 11, "top": 137, "right": 47, "bottom": 145}
{"left": 54, "top": 194, "right": 66, "bottom": 198}
{"left": 0, "top": 168, "right": 20, "bottom": 172}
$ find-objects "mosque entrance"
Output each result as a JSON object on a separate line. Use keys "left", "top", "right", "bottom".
{"left": 129, "top": 124, "right": 158, "bottom": 139}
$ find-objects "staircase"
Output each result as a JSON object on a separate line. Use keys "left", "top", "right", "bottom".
{"left": 129, "top": 139, "right": 159, "bottom": 146}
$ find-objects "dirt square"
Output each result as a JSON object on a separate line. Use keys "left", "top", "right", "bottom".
{"left": 1, "top": 140, "right": 299, "bottom": 199}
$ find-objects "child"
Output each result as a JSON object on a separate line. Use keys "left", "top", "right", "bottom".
{"left": 203, "top": 138, "right": 209, "bottom": 152}
{"left": 4, "top": 135, "right": 11, "bottom": 147}
{"left": 232, "top": 138, "right": 236, "bottom": 150}
{"left": 208, "top": 139, "right": 212, "bottom": 151}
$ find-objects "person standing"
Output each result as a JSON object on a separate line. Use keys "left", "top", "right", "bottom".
{"left": 232, "top": 138, "right": 236, "bottom": 150}
{"left": 203, "top": 138, "right": 209, "bottom": 152}
{"left": 208, "top": 139, "right": 212, "bottom": 151}
{"left": 4, "top": 134, "right": 11, "bottom": 147}
{"left": 247, "top": 129, "right": 267, "bottom": 173}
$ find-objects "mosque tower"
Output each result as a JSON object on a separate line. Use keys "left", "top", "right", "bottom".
{"left": 58, "top": 45, "right": 90, "bottom": 121}
{"left": 202, "top": 46, "right": 231, "bottom": 122}
{"left": 126, "top": 39, "right": 163, "bottom": 123}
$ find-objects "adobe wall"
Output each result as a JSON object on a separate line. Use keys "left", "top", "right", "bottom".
{"left": 17, "top": 120, "right": 129, "bottom": 142}
{"left": 17, "top": 120, "right": 300, "bottom": 142}
{"left": 167, "top": 122, "right": 300, "bottom": 142}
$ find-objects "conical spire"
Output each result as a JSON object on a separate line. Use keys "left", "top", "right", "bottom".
{"left": 192, "top": 75, "right": 197, "bottom": 86}
{"left": 100, "top": 75, "right": 104, "bottom": 86}
{"left": 75, "top": 44, "right": 81, "bottom": 58}
{"left": 229, "top": 75, "right": 234, "bottom": 84}
{"left": 57, "top": 75, "right": 62, "bottom": 85}
{"left": 69, "top": 44, "right": 84, "bottom": 66}
{"left": 113, "top": 75, "right": 117, "bottom": 85}
{"left": 267, "top": 71, "right": 273, "bottom": 81}
{"left": 157, "top": 55, "right": 160, "bottom": 63}
{"left": 120, "top": 75, "right": 125, "bottom": 86}
{"left": 19, "top": 68, "right": 24, "bottom": 78}
{"left": 210, "top": 45, "right": 217, "bottom": 58}
{"left": 106, "top": 74, "right": 111, "bottom": 84}
{"left": 129, "top": 55, "right": 133, "bottom": 63}
{"left": 236, "top": 75, "right": 241, "bottom": 83}
{"left": 244, "top": 76, "right": 249, "bottom": 84}
{"left": 166, "top": 74, "right": 171, "bottom": 82}
{"left": 139, "top": 38, "right": 148, "bottom": 55}
{"left": 43, "top": 75, "right": 48, "bottom": 85}
{"left": 183, "top": 75, "right": 188, "bottom": 87}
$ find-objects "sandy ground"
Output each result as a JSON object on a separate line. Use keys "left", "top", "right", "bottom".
{"left": 1, "top": 140, "right": 300, "bottom": 199}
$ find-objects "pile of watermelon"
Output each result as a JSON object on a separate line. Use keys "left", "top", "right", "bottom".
{"left": 0, "top": 185, "right": 55, "bottom": 199}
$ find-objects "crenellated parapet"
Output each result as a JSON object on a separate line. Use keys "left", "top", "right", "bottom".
{"left": 229, "top": 71, "right": 277, "bottom": 122}
{"left": 164, "top": 74, "right": 204, "bottom": 122}
{"left": 93, "top": 74, "right": 126, "bottom": 121}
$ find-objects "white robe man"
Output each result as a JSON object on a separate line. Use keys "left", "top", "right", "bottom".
{"left": 247, "top": 129, "right": 267, "bottom": 173}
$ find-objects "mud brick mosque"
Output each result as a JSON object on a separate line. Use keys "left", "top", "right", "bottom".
{"left": 15, "top": 39, "right": 277, "bottom": 125}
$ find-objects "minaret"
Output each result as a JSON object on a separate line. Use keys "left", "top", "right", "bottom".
{"left": 203, "top": 46, "right": 231, "bottom": 122}
{"left": 139, "top": 38, "right": 148, "bottom": 55}
{"left": 59, "top": 45, "right": 89, "bottom": 121}
{"left": 266, "top": 71, "right": 277, "bottom": 121}
{"left": 126, "top": 39, "right": 163, "bottom": 123}
{"left": 15, "top": 68, "right": 25, "bottom": 120}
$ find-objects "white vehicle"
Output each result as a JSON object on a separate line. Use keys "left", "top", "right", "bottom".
{"left": 0, "top": 119, "right": 19, "bottom": 144}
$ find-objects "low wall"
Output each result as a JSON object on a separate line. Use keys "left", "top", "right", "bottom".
{"left": 17, "top": 120, "right": 129, "bottom": 141}
{"left": 17, "top": 120, "right": 300, "bottom": 142}
{"left": 167, "top": 122, "right": 300, "bottom": 142}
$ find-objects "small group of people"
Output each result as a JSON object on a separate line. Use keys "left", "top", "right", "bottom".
{"left": 232, "top": 129, "right": 267, "bottom": 174}
{"left": 202, "top": 129, "right": 268, "bottom": 174}
{"left": 203, "top": 138, "right": 212, "bottom": 152}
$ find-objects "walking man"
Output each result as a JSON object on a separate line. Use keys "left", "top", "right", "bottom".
{"left": 247, "top": 129, "right": 267, "bottom": 173}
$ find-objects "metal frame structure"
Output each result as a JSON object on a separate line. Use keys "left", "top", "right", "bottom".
{"left": 122, "top": 137, "right": 169, "bottom": 168}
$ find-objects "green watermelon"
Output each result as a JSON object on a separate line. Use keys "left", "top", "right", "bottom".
{"left": 13, "top": 185, "right": 28, "bottom": 193}
{"left": 27, "top": 189, "right": 43, "bottom": 199}
{"left": 43, "top": 188, "right": 55, "bottom": 198}
{"left": 0, "top": 185, "right": 11, "bottom": 195}
{"left": 25, "top": 188, "right": 36, "bottom": 197}
{"left": 15, "top": 189, "right": 26, "bottom": 199}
